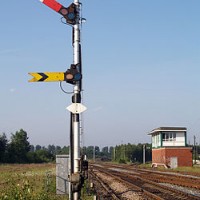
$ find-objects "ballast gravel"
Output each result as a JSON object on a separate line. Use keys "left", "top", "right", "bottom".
{"left": 95, "top": 171, "right": 143, "bottom": 200}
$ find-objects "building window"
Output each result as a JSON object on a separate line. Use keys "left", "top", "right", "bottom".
{"left": 163, "top": 132, "right": 176, "bottom": 141}
{"left": 152, "top": 133, "right": 161, "bottom": 147}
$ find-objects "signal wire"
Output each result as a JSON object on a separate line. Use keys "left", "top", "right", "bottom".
{"left": 59, "top": 81, "right": 73, "bottom": 94}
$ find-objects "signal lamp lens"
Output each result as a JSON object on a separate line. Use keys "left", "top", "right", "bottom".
{"left": 60, "top": 8, "right": 68, "bottom": 15}
{"left": 74, "top": 73, "right": 81, "bottom": 81}
{"left": 66, "top": 74, "right": 73, "bottom": 80}
{"left": 67, "top": 12, "right": 75, "bottom": 20}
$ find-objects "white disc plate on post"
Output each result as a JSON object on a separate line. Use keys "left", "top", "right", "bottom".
{"left": 66, "top": 103, "right": 87, "bottom": 114}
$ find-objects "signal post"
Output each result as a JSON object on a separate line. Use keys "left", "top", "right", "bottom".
{"left": 70, "top": 1, "right": 82, "bottom": 197}
{"left": 29, "top": 0, "right": 86, "bottom": 199}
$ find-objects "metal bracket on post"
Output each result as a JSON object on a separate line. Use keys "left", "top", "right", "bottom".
{"left": 69, "top": 172, "right": 81, "bottom": 193}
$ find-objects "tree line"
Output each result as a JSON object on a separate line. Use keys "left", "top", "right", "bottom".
{"left": 0, "top": 129, "right": 152, "bottom": 164}
{"left": 0, "top": 129, "right": 66, "bottom": 163}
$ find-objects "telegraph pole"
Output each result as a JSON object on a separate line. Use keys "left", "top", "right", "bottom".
{"left": 93, "top": 146, "right": 95, "bottom": 162}
{"left": 194, "top": 135, "right": 196, "bottom": 165}
{"left": 143, "top": 144, "right": 146, "bottom": 164}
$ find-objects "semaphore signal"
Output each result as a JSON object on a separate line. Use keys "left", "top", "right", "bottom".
{"left": 29, "top": 0, "right": 87, "bottom": 199}
{"left": 40, "top": 0, "right": 77, "bottom": 25}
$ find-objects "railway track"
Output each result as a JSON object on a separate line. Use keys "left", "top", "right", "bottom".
{"left": 90, "top": 169, "right": 121, "bottom": 200}
{"left": 104, "top": 163, "right": 200, "bottom": 190}
{"left": 89, "top": 163, "right": 200, "bottom": 200}
{"left": 89, "top": 167, "right": 144, "bottom": 200}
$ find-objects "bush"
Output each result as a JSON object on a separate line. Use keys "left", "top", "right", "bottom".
{"left": 118, "top": 159, "right": 126, "bottom": 164}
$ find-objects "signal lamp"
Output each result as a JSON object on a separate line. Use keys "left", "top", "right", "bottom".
{"left": 65, "top": 64, "right": 82, "bottom": 85}
{"left": 66, "top": 73, "right": 74, "bottom": 80}
{"left": 59, "top": 3, "right": 77, "bottom": 25}
{"left": 60, "top": 8, "right": 68, "bottom": 15}
{"left": 40, "top": 0, "right": 77, "bottom": 25}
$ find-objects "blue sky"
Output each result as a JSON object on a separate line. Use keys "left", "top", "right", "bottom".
{"left": 1, "top": 0, "right": 200, "bottom": 147}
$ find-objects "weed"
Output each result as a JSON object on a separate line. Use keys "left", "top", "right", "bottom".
{"left": 0, "top": 164, "right": 93, "bottom": 200}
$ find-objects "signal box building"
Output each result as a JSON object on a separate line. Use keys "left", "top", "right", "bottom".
{"left": 148, "top": 127, "right": 192, "bottom": 168}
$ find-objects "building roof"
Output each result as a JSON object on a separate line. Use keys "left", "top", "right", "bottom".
{"left": 148, "top": 127, "right": 187, "bottom": 135}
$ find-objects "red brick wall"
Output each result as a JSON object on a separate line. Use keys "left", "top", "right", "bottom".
{"left": 152, "top": 147, "right": 192, "bottom": 167}
{"left": 152, "top": 148, "right": 166, "bottom": 164}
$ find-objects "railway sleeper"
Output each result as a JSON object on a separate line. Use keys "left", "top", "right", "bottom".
{"left": 89, "top": 170, "right": 121, "bottom": 200}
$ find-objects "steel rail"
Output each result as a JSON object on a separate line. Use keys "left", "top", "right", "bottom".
{"left": 90, "top": 167, "right": 164, "bottom": 200}
{"left": 91, "top": 164, "right": 200, "bottom": 200}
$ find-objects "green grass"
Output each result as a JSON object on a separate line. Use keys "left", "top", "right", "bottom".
{"left": 173, "top": 166, "right": 200, "bottom": 173}
{"left": 138, "top": 163, "right": 200, "bottom": 174}
{"left": 0, "top": 163, "right": 92, "bottom": 200}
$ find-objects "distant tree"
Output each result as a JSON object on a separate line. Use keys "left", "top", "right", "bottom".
{"left": 82, "top": 146, "right": 101, "bottom": 160}
{"left": 85, "top": 146, "right": 94, "bottom": 159}
{"left": 60, "top": 146, "right": 70, "bottom": 155}
{"left": 48, "top": 144, "right": 56, "bottom": 154}
{"left": 102, "top": 146, "right": 109, "bottom": 154}
{"left": 100, "top": 146, "right": 111, "bottom": 161}
{"left": 35, "top": 145, "right": 41, "bottom": 151}
{"left": 113, "top": 143, "right": 152, "bottom": 163}
{"left": 26, "top": 151, "right": 36, "bottom": 163}
{"left": 95, "top": 146, "right": 100, "bottom": 157}
{"left": 7, "top": 129, "right": 30, "bottom": 163}
{"left": 115, "top": 144, "right": 127, "bottom": 164}
{"left": 109, "top": 146, "right": 114, "bottom": 154}
{"left": 125, "top": 143, "right": 133, "bottom": 161}
{"left": 34, "top": 149, "right": 54, "bottom": 163}
{"left": 30, "top": 145, "right": 35, "bottom": 152}
{"left": 81, "top": 146, "right": 87, "bottom": 155}
{"left": 0, "top": 133, "right": 8, "bottom": 163}
{"left": 55, "top": 146, "right": 62, "bottom": 154}
{"left": 132, "top": 144, "right": 142, "bottom": 162}
{"left": 42, "top": 146, "right": 47, "bottom": 151}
